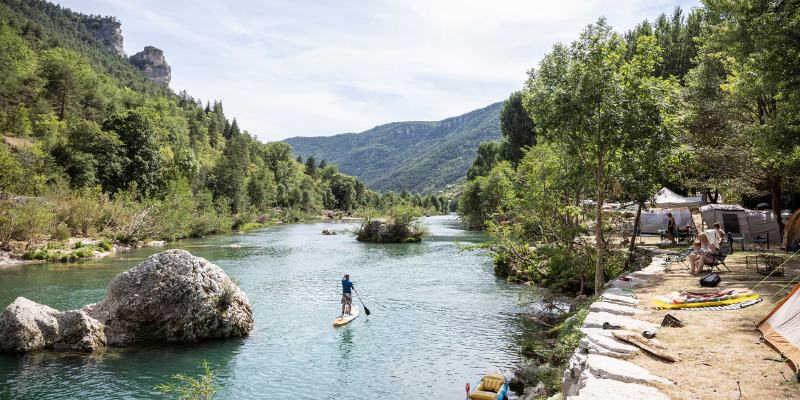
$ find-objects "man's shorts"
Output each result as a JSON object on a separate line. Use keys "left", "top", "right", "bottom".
{"left": 341, "top": 293, "right": 352, "bottom": 305}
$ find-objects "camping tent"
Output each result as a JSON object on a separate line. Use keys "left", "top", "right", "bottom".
{"left": 652, "top": 187, "right": 702, "bottom": 208}
{"left": 758, "top": 283, "right": 800, "bottom": 372}
{"left": 639, "top": 208, "right": 694, "bottom": 235}
{"left": 700, "top": 204, "right": 781, "bottom": 243}
{"left": 783, "top": 210, "right": 800, "bottom": 250}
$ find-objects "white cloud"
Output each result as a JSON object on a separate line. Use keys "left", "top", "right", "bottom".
{"left": 57, "top": 0, "right": 701, "bottom": 140}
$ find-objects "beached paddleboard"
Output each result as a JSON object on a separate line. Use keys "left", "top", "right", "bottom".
{"left": 333, "top": 307, "right": 360, "bottom": 327}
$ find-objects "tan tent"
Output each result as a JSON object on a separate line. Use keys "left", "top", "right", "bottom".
{"left": 783, "top": 210, "right": 800, "bottom": 250}
{"left": 758, "top": 283, "right": 800, "bottom": 372}
{"left": 700, "top": 204, "right": 781, "bottom": 243}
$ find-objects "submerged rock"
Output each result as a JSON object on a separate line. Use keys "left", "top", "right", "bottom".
{"left": 0, "top": 250, "right": 252, "bottom": 353}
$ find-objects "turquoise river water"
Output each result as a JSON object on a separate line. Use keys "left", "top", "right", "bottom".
{"left": 0, "top": 215, "right": 527, "bottom": 399}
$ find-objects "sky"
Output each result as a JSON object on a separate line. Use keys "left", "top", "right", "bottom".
{"left": 57, "top": 0, "right": 700, "bottom": 141}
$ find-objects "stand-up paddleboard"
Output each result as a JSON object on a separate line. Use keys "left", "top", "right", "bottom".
{"left": 333, "top": 307, "right": 360, "bottom": 327}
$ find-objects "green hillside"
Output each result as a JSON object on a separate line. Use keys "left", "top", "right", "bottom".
{"left": 285, "top": 102, "right": 503, "bottom": 193}
{"left": 0, "top": 0, "right": 449, "bottom": 252}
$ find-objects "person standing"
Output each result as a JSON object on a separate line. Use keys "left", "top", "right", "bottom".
{"left": 341, "top": 274, "right": 354, "bottom": 316}
{"left": 666, "top": 213, "right": 677, "bottom": 244}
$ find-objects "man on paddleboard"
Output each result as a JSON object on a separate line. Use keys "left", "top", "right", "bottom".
{"left": 341, "top": 274, "right": 354, "bottom": 316}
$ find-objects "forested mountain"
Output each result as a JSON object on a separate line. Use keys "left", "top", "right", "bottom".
{"left": 0, "top": 0, "right": 448, "bottom": 250}
{"left": 285, "top": 102, "right": 503, "bottom": 193}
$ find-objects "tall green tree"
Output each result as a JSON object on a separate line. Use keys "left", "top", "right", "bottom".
{"left": 499, "top": 91, "right": 537, "bottom": 164}
{"left": 526, "top": 20, "right": 681, "bottom": 295}
{"left": 210, "top": 134, "right": 250, "bottom": 213}
{"left": 304, "top": 155, "right": 317, "bottom": 176}
{"left": 686, "top": 0, "right": 800, "bottom": 233}
{"left": 467, "top": 141, "right": 502, "bottom": 180}
{"left": 102, "top": 110, "right": 163, "bottom": 196}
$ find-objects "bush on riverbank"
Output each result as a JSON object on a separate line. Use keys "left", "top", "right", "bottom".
{"left": 356, "top": 205, "right": 426, "bottom": 243}
{"left": 513, "top": 298, "right": 591, "bottom": 397}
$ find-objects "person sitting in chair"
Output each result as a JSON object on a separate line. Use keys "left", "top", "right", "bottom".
{"left": 687, "top": 233, "right": 718, "bottom": 275}
{"left": 713, "top": 222, "right": 727, "bottom": 244}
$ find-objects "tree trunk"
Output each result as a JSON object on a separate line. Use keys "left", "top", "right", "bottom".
{"left": 594, "top": 171, "right": 605, "bottom": 296}
{"left": 625, "top": 199, "right": 644, "bottom": 270}
{"left": 770, "top": 174, "right": 785, "bottom": 236}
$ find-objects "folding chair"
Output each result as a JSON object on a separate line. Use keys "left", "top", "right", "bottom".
{"left": 666, "top": 248, "right": 693, "bottom": 271}
{"left": 704, "top": 241, "right": 732, "bottom": 272}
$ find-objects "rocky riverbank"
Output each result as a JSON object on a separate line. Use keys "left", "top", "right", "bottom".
{"left": 0, "top": 249, "right": 253, "bottom": 352}
{"left": 0, "top": 238, "right": 169, "bottom": 269}
{"left": 558, "top": 256, "right": 673, "bottom": 399}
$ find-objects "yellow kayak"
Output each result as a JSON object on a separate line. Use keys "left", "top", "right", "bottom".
{"left": 333, "top": 307, "right": 360, "bottom": 327}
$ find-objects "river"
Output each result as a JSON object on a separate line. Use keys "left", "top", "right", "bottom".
{"left": 0, "top": 215, "right": 527, "bottom": 399}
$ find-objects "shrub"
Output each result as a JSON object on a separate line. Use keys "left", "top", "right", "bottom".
{"left": 98, "top": 240, "right": 112, "bottom": 251}
{"left": 156, "top": 360, "right": 217, "bottom": 400}
{"left": 73, "top": 246, "right": 94, "bottom": 258}
{"left": 216, "top": 282, "right": 235, "bottom": 311}
{"left": 51, "top": 224, "right": 71, "bottom": 240}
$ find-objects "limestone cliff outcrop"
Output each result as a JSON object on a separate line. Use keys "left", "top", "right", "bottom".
{"left": 82, "top": 16, "right": 124, "bottom": 57}
{"left": 130, "top": 46, "right": 171, "bottom": 86}
{"left": 0, "top": 250, "right": 253, "bottom": 353}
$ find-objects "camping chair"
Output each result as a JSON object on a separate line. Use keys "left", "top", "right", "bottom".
{"left": 753, "top": 234, "right": 770, "bottom": 251}
{"left": 666, "top": 247, "right": 693, "bottom": 271}
{"left": 704, "top": 241, "right": 732, "bottom": 272}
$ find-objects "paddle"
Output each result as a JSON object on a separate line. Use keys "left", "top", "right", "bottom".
{"left": 353, "top": 288, "right": 371, "bottom": 315}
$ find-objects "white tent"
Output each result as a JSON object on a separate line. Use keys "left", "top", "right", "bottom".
{"left": 699, "top": 204, "right": 781, "bottom": 243}
{"left": 758, "top": 282, "right": 800, "bottom": 372}
{"left": 652, "top": 187, "right": 702, "bottom": 208}
{"left": 639, "top": 208, "right": 694, "bottom": 235}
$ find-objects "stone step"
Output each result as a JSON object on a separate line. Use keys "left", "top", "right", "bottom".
{"left": 589, "top": 301, "right": 642, "bottom": 316}
{"left": 568, "top": 373, "right": 669, "bottom": 400}
{"left": 601, "top": 293, "right": 640, "bottom": 306}
{"left": 584, "top": 354, "right": 673, "bottom": 386}
{"left": 582, "top": 312, "right": 659, "bottom": 332}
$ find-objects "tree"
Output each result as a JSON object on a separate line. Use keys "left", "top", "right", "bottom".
{"left": 102, "top": 110, "right": 163, "bottom": 197}
{"left": 0, "top": 22, "right": 40, "bottom": 112}
{"left": 467, "top": 141, "right": 502, "bottom": 180}
{"left": 39, "top": 48, "right": 100, "bottom": 120}
{"left": 210, "top": 134, "right": 250, "bottom": 213}
{"left": 525, "top": 20, "right": 681, "bottom": 295}
{"left": 685, "top": 0, "right": 800, "bottom": 234}
{"left": 499, "top": 91, "right": 537, "bottom": 164}
{"left": 304, "top": 155, "right": 316, "bottom": 176}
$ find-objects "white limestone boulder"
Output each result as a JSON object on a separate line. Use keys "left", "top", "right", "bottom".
{"left": 568, "top": 372, "right": 669, "bottom": 400}
{"left": 584, "top": 354, "right": 673, "bottom": 386}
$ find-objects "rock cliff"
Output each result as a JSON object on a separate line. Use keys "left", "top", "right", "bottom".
{"left": 130, "top": 46, "right": 171, "bottom": 86}
{"left": 82, "top": 16, "right": 124, "bottom": 57}
{"left": 0, "top": 250, "right": 252, "bottom": 353}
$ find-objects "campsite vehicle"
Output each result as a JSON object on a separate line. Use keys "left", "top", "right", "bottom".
{"left": 467, "top": 373, "right": 509, "bottom": 400}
